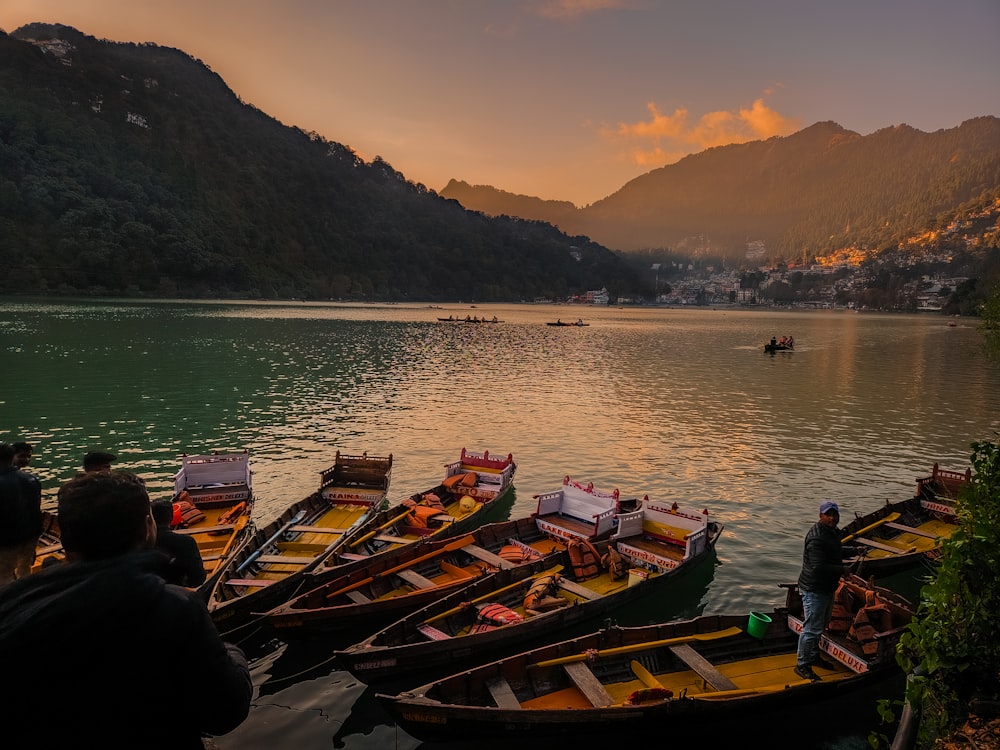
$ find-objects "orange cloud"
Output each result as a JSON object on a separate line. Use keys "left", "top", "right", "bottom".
{"left": 535, "top": 0, "right": 639, "bottom": 20}
{"left": 608, "top": 96, "right": 801, "bottom": 167}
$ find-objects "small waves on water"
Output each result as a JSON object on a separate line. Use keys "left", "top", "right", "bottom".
{"left": 3, "top": 300, "right": 998, "bottom": 749}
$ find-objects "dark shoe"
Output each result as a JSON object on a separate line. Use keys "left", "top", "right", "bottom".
{"left": 794, "top": 664, "right": 820, "bottom": 682}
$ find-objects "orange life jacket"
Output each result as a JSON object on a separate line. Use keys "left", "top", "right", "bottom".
{"left": 523, "top": 574, "right": 560, "bottom": 610}
{"left": 828, "top": 580, "right": 855, "bottom": 634}
{"left": 602, "top": 545, "right": 627, "bottom": 580}
{"left": 849, "top": 591, "right": 894, "bottom": 656}
{"left": 171, "top": 500, "right": 205, "bottom": 528}
{"left": 477, "top": 603, "right": 523, "bottom": 627}
{"left": 498, "top": 545, "right": 528, "bottom": 564}
{"left": 626, "top": 687, "right": 673, "bottom": 704}
{"left": 409, "top": 504, "right": 442, "bottom": 529}
{"left": 567, "top": 538, "right": 601, "bottom": 580}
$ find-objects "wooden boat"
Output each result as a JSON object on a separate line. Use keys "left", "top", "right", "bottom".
{"left": 841, "top": 463, "right": 967, "bottom": 575}
{"left": 31, "top": 510, "right": 65, "bottom": 572}
{"left": 335, "top": 500, "right": 722, "bottom": 684}
{"left": 438, "top": 316, "right": 503, "bottom": 323}
{"left": 532, "top": 476, "right": 634, "bottom": 543}
{"left": 205, "top": 451, "right": 393, "bottom": 631}
{"left": 169, "top": 451, "right": 255, "bottom": 596}
{"left": 763, "top": 337, "right": 794, "bottom": 353}
{"left": 376, "top": 575, "right": 914, "bottom": 741}
{"left": 314, "top": 447, "right": 517, "bottom": 566}
{"left": 263, "top": 515, "right": 565, "bottom": 634}
{"left": 547, "top": 320, "right": 589, "bottom": 326}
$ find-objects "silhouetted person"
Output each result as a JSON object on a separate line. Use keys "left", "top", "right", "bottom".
{"left": 151, "top": 500, "right": 206, "bottom": 588}
{"left": 0, "top": 443, "right": 43, "bottom": 586}
{"left": 82, "top": 449, "right": 116, "bottom": 474}
{"left": 11, "top": 442, "right": 32, "bottom": 469}
{"left": 0, "top": 471, "right": 252, "bottom": 749}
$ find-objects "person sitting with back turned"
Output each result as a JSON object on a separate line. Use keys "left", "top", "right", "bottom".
{"left": 794, "top": 501, "right": 859, "bottom": 681}
{"left": 82, "top": 449, "right": 116, "bottom": 474}
{"left": 0, "top": 471, "right": 252, "bottom": 749}
{"left": 151, "top": 499, "right": 207, "bottom": 588}
{"left": 0, "top": 443, "right": 43, "bottom": 586}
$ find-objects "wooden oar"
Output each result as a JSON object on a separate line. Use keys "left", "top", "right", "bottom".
{"left": 236, "top": 509, "right": 308, "bottom": 574}
{"left": 323, "top": 534, "right": 476, "bottom": 601}
{"left": 423, "top": 565, "right": 565, "bottom": 625}
{"left": 344, "top": 508, "right": 413, "bottom": 548}
{"left": 532, "top": 626, "right": 744, "bottom": 667}
{"left": 842, "top": 512, "right": 901, "bottom": 543}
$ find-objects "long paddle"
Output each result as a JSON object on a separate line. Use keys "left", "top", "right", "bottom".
{"left": 842, "top": 512, "right": 901, "bottom": 543}
{"left": 322, "top": 534, "right": 477, "bottom": 601}
{"left": 532, "top": 626, "right": 744, "bottom": 667}
{"left": 236, "top": 509, "right": 308, "bottom": 574}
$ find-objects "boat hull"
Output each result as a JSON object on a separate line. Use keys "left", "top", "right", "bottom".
{"left": 377, "top": 577, "right": 912, "bottom": 741}
{"left": 336, "top": 523, "right": 722, "bottom": 684}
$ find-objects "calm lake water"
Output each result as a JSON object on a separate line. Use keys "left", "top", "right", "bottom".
{"left": 2, "top": 298, "right": 998, "bottom": 749}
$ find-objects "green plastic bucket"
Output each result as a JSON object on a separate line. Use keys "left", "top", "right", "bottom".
{"left": 747, "top": 611, "right": 772, "bottom": 639}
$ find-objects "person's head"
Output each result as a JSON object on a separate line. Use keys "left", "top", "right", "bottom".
{"left": 819, "top": 501, "right": 840, "bottom": 526}
{"left": 83, "top": 450, "right": 117, "bottom": 474}
{"left": 12, "top": 442, "right": 32, "bottom": 468}
{"left": 150, "top": 499, "right": 175, "bottom": 528}
{"left": 0, "top": 443, "right": 13, "bottom": 469}
{"left": 57, "top": 471, "right": 154, "bottom": 562}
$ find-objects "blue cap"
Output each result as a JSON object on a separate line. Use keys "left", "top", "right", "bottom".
{"left": 819, "top": 501, "right": 839, "bottom": 515}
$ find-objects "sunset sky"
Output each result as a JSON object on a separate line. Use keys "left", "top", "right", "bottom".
{"left": 5, "top": 1, "right": 1000, "bottom": 205}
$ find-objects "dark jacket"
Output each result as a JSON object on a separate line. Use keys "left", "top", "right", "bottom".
{"left": 155, "top": 523, "right": 207, "bottom": 588}
{"left": 797, "top": 521, "right": 854, "bottom": 593}
{"left": 0, "top": 466, "right": 42, "bottom": 546}
{"left": 0, "top": 550, "right": 252, "bottom": 749}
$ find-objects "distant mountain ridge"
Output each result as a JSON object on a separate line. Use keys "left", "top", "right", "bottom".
{"left": 441, "top": 118, "right": 1000, "bottom": 259}
{"left": 0, "top": 23, "right": 635, "bottom": 300}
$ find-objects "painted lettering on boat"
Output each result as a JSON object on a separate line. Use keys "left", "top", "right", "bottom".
{"left": 401, "top": 711, "right": 446, "bottom": 724}
{"left": 536, "top": 521, "right": 580, "bottom": 540}
{"left": 617, "top": 544, "right": 677, "bottom": 571}
{"left": 354, "top": 657, "right": 397, "bottom": 671}
{"left": 787, "top": 615, "right": 869, "bottom": 673}
{"left": 323, "top": 491, "right": 376, "bottom": 502}
{"left": 920, "top": 498, "right": 954, "bottom": 516}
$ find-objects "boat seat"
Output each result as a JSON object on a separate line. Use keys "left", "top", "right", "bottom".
{"left": 563, "top": 662, "right": 613, "bottom": 707}
{"left": 462, "top": 544, "right": 515, "bottom": 569}
{"left": 344, "top": 589, "right": 371, "bottom": 604}
{"left": 374, "top": 534, "right": 413, "bottom": 545}
{"left": 225, "top": 578, "right": 273, "bottom": 587}
{"left": 668, "top": 643, "right": 737, "bottom": 692}
{"left": 256, "top": 555, "right": 316, "bottom": 565}
{"left": 287, "top": 525, "right": 348, "bottom": 534}
{"left": 395, "top": 569, "right": 437, "bottom": 589}
{"left": 557, "top": 578, "right": 601, "bottom": 600}
{"left": 338, "top": 552, "right": 368, "bottom": 561}
{"left": 417, "top": 623, "right": 452, "bottom": 641}
{"left": 854, "top": 538, "right": 917, "bottom": 555}
{"left": 883, "top": 522, "right": 939, "bottom": 539}
{"left": 485, "top": 676, "right": 521, "bottom": 709}
{"left": 36, "top": 543, "right": 63, "bottom": 555}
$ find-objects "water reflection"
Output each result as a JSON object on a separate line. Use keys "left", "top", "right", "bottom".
{"left": 2, "top": 300, "right": 996, "bottom": 749}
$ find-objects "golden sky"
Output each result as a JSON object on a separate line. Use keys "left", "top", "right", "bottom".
{"left": 5, "top": 0, "right": 999, "bottom": 205}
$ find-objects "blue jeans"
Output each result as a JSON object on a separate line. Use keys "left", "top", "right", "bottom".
{"left": 797, "top": 590, "right": 833, "bottom": 668}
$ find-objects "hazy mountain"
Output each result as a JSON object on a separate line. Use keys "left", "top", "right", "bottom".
{"left": 0, "top": 24, "right": 636, "bottom": 300}
{"left": 441, "top": 118, "right": 1000, "bottom": 259}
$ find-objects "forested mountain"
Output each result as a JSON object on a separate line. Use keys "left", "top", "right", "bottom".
{"left": 442, "top": 118, "right": 1000, "bottom": 260}
{"left": 0, "top": 24, "right": 635, "bottom": 300}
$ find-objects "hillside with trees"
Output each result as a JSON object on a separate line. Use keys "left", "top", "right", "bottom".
{"left": 442, "top": 119, "right": 1000, "bottom": 261}
{"left": 0, "top": 24, "right": 636, "bottom": 301}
